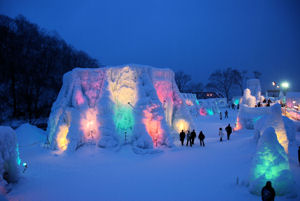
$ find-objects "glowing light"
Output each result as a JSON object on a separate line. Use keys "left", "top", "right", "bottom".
{"left": 253, "top": 116, "right": 262, "bottom": 123}
{"left": 185, "top": 99, "right": 193, "bottom": 106}
{"left": 143, "top": 104, "right": 164, "bottom": 144}
{"left": 234, "top": 117, "right": 242, "bottom": 131}
{"left": 174, "top": 119, "right": 189, "bottom": 133}
{"left": 199, "top": 108, "right": 207, "bottom": 116}
{"left": 195, "top": 99, "right": 199, "bottom": 105}
{"left": 113, "top": 104, "right": 135, "bottom": 135}
{"left": 80, "top": 108, "right": 100, "bottom": 141}
{"left": 253, "top": 146, "right": 290, "bottom": 182}
{"left": 280, "top": 82, "right": 289, "bottom": 89}
{"left": 16, "top": 143, "right": 21, "bottom": 166}
{"left": 234, "top": 99, "right": 239, "bottom": 105}
{"left": 56, "top": 125, "right": 70, "bottom": 151}
{"left": 274, "top": 129, "right": 289, "bottom": 153}
{"left": 75, "top": 90, "right": 85, "bottom": 105}
{"left": 207, "top": 109, "right": 214, "bottom": 116}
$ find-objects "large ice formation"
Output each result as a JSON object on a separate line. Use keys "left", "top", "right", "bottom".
{"left": 249, "top": 127, "right": 295, "bottom": 196}
{"left": 0, "top": 126, "right": 19, "bottom": 194}
{"left": 246, "top": 79, "right": 261, "bottom": 101}
{"left": 254, "top": 104, "right": 291, "bottom": 153}
{"left": 47, "top": 65, "right": 195, "bottom": 152}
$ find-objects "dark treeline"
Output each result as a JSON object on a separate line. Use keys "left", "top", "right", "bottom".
{"left": 0, "top": 15, "right": 100, "bottom": 123}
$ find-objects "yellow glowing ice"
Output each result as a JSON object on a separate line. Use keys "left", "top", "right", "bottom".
{"left": 108, "top": 66, "right": 137, "bottom": 106}
{"left": 175, "top": 119, "right": 190, "bottom": 133}
{"left": 56, "top": 125, "right": 70, "bottom": 151}
{"left": 274, "top": 129, "right": 289, "bottom": 153}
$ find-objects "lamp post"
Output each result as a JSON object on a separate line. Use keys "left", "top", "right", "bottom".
{"left": 280, "top": 81, "right": 289, "bottom": 115}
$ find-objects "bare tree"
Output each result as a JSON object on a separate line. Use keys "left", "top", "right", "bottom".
{"left": 185, "top": 82, "right": 204, "bottom": 93}
{"left": 206, "top": 68, "right": 235, "bottom": 102}
{"left": 175, "top": 71, "right": 191, "bottom": 92}
{"left": 232, "top": 70, "right": 248, "bottom": 95}
{"left": 253, "top": 70, "right": 261, "bottom": 79}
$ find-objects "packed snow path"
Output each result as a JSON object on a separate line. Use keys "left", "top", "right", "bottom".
{"left": 8, "top": 110, "right": 300, "bottom": 201}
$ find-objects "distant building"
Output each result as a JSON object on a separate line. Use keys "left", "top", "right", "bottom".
{"left": 266, "top": 89, "right": 280, "bottom": 98}
{"left": 193, "top": 92, "right": 223, "bottom": 99}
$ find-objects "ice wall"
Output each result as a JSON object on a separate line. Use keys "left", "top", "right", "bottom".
{"left": 249, "top": 127, "right": 295, "bottom": 196}
{"left": 0, "top": 126, "right": 19, "bottom": 194}
{"left": 255, "top": 104, "right": 291, "bottom": 153}
{"left": 47, "top": 65, "right": 195, "bottom": 152}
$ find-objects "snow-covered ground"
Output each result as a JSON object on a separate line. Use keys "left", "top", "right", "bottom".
{"left": 6, "top": 109, "right": 300, "bottom": 201}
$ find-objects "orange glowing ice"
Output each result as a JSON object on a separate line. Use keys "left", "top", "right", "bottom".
{"left": 80, "top": 108, "right": 100, "bottom": 141}
{"left": 56, "top": 125, "right": 70, "bottom": 151}
{"left": 143, "top": 104, "right": 164, "bottom": 144}
{"left": 234, "top": 117, "right": 242, "bottom": 131}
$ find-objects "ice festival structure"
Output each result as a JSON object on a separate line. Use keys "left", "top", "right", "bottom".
{"left": 249, "top": 127, "right": 295, "bottom": 196}
{"left": 46, "top": 65, "right": 195, "bottom": 153}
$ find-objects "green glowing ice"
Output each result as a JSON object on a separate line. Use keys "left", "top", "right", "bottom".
{"left": 113, "top": 104, "right": 135, "bottom": 135}
{"left": 207, "top": 109, "right": 214, "bottom": 116}
{"left": 195, "top": 99, "right": 199, "bottom": 105}
{"left": 253, "top": 116, "right": 262, "bottom": 123}
{"left": 254, "top": 146, "right": 289, "bottom": 181}
{"left": 234, "top": 99, "right": 239, "bottom": 105}
{"left": 16, "top": 143, "right": 21, "bottom": 166}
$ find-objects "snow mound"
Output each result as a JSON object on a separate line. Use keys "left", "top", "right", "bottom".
{"left": 47, "top": 64, "right": 195, "bottom": 153}
{"left": 0, "top": 126, "right": 19, "bottom": 194}
{"left": 249, "top": 127, "right": 296, "bottom": 196}
{"left": 15, "top": 123, "right": 46, "bottom": 147}
{"left": 241, "top": 88, "right": 256, "bottom": 107}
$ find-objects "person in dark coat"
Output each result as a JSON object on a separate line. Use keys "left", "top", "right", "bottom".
{"left": 225, "top": 124, "right": 232, "bottom": 140}
{"left": 198, "top": 131, "right": 205, "bottom": 146}
{"left": 186, "top": 130, "right": 191, "bottom": 146}
{"left": 298, "top": 146, "right": 300, "bottom": 166}
{"left": 225, "top": 110, "right": 228, "bottom": 118}
{"left": 237, "top": 104, "right": 239, "bottom": 109}
{"left": 219, "top": 112, "right": 222, "bottom": 120}
{"left": 190, "top": 129, "right": 196, "bottom": 145}
{"left": 261, "top": 181, "right": 275, "bottom": 201}
{"left": 179, "top": 130, "right": 185, "bottom": 146}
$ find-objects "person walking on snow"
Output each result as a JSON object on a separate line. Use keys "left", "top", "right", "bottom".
{"left": 225, "top": 110, "right": 228, "bottom": 118}
{"left": 179, "top": 130, "right": 185, "bottom": 146}
{"left": 198, "top": 131, "right": 205, "bottom": 146}
{"left": 219, "top": 128, "right": 224, "bottom": 142}
{"left": 220, "top": 112, "right": 222, "bottom": 120}
{"left": 261, "top": 181, "right": 275, "bottom": 201}
{"left": 225, "top": 124, "right": 232, "bottom": 140}
{"left": 191, "top": 129, "right": 196, "bottom": 145}
{"left": 186, "top": 130, "right": 191, "bottom": 146}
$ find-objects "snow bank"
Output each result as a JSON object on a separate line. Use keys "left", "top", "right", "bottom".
{"left": 249, "top": 127, "right": 295, "bottom": 196}
{"left": 0, "top": 126, "right": 19, "bottom": 194}
{"left": 47, "top": 65, "right": 196, "bottom": 152}
{"left": 15, "top": 123, "right": 46, "bottom": 147}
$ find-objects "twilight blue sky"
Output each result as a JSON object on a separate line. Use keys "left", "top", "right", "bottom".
{"left": 1, "top": 0, "right": 300, "bottom": 91}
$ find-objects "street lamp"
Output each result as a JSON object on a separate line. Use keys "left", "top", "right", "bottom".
{"left": 281, "top": 82, "right": 289, "bottom": 89}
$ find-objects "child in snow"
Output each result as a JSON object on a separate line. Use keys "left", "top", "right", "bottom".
{"left": 219, "top": 128, "right": 224, "bottom": 142}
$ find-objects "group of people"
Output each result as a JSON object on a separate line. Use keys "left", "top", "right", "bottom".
{"left": 219, "top": 110, "right": 229, "bottom": 120}
{"left": 256, "top": 98, "right": 272, "bottom": 107}
{"left": 179, "top": 130, "right": 205, "bottom": 147}
{"left": 179, "top": 123, "right": 233, "bottom": 146}
{"left": 219, "top": 124, "right": 233, "bottom": 141}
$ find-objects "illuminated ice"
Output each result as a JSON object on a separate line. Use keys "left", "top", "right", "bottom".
{"left": 249, "top": 127, "right": 295, "bottom": 196}
{"left": 47, "top": 65, "right": 195, "bottom": 152}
